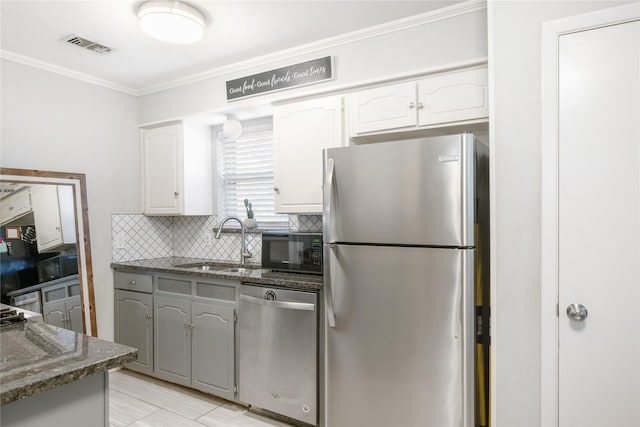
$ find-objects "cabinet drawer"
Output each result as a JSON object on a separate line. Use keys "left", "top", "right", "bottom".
{"left": 69, "top": 283, "right": 81, "bottom": 297}
{"left": 196, "top": 281, "right": 236, "bottom": 302}
{"left": 114, "top": 271, "right": 152, "bottom": 293}
{"left": 43, "top": 286, "right": 67, "bottom": 303}
{"left": 157, "top": 276, "right": 192, "bottom": 295}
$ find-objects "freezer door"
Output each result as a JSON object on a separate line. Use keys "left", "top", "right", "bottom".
{"left": 324, "top": 245, "right": 474, "bottom": 427}
{"left": 324, "top": 134, "right": 476, "bottom": 246}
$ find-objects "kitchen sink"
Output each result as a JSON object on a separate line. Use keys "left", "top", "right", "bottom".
{"left": 174, "top": 262, "right": 260, "bottom": 273}
{"left": 190, "top": 264, "right": 217, "bottom": 271}
{"left": 222, "top": 267, "right": 254, "bottom": 274}
{"left": 174, "top": 262, "right": 229, "bottom": 271}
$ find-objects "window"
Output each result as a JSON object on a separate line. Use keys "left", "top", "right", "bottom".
{"left": 217, "top": 120, "right": 288, "bottom": 228}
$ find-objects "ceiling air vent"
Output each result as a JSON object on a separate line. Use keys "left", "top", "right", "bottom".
{"left": 64, "top": 34, "right": 112, "bottom": 55}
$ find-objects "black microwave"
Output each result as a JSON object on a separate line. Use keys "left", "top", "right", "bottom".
{"left": 37, "top": 254, "right": 78, "bottom": 283}
{"left": 261, "top": 231, "right": 322, "bottom": 275}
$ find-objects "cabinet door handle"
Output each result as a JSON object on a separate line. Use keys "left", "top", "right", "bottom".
{"left": 273, "top": 186, "right": 280, "bottom": 193}
{"left": 128, "top": 281, "right": 136, "bottom": 285}
{"left": 146, "top": 314, "right": 152, "bottom": 319}
{"left": 174, "top": 192, "right": 180, "bottom": 197}
{"left": 417, "top": 102, "right": 424, "bottom": 109}
{"left": 408, "top": 101, "right": 416, "bottom": 109}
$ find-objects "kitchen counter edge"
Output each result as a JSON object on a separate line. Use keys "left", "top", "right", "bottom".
{"left": 111, "top": 257, "right": 323, "bottom": 291}
{"left": 1, "top": 323, "right": 137, "bottom": 405}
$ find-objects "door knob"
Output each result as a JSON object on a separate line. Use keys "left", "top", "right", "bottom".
{"left": 566, "top": 303, "right": 588, "bottom": 321}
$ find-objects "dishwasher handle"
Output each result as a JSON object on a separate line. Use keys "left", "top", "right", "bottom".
{"left": 240, "top": 294, "right": 315, "bottom": 311}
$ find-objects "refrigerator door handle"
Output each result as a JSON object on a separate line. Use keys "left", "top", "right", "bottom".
{"left": 323, "top": 157, "right": 335, "bottom": 244}
{"left": 323, "top": 243, "right": 336, "bottom": 328}
{"left": 323, "top": 155, "right": 337, "bottom": 327}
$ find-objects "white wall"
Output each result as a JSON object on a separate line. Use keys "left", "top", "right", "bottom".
{"left": 489, "top": 1, "right": 632, "bottom": 425}
{"left": 139, "top": 7, "right": 488, "bottom": 124}
{"left": 0, "top": 59, "right": 140, "bottom": 340}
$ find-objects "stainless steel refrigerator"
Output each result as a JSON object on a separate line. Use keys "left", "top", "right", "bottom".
{"left": 322, "top": 133, "right": 489, "bottom": 427}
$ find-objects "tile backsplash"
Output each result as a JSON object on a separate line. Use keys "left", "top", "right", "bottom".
{"left": 112, "top": 214, "right": 322, "bottom": 263}
{"left": 289, "top": 214, "right": 323, "bottom": 232}
{"left": 111, "top": 215, "right": 173, "bottom": 262}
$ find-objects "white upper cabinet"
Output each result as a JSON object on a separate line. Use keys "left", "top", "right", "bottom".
{"left": 274, "top": 96, "right": 345, "bottom": 214}
{"left": 417, "top": 67, "right": 489, "bottom": 126}
{"left": 348, "top": 81, "right": 417, "bottom": 134}
{"left": 30, "top": 185, "right": 76, "bottom": 253}
{"left": 0, "top": 188, "right": 32, "bottom": 225}
{"left": 142, "top": 122, "right": 213, "bottom": 216}
{"left": 348, "top": 65, "right": 488, "bottom": 137}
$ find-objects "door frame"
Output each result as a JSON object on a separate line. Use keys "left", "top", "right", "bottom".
{"left": 540, "top": 3, "right": 640, "bottom": 425}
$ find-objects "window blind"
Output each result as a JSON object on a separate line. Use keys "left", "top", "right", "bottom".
{"left": 217, "top": 124, "right": 288, "bottom": 227}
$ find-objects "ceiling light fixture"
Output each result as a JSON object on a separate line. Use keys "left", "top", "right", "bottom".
{"left": 137, "top": 0, "right": 206, "bottom": 44}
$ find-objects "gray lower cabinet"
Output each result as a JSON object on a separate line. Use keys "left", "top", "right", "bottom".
{"left": 192, "top": 302, "right": 235, "bottom": 400}
{"left": 114, "top": 271, "right": 154, "bottom": 373}
{"left": 42, "top": 280, "right": 83, "bottom": 333}
{"left": 154, "top": 294, "right": 236, "bottom": 401}
{"left": 114, "top": 289, "right": 154, "bottom": 375}
{"left": 154, "top": 295, "right": 191, "bottom": 385}
{"left": 42, "top": 300, "right": 66, "bottom": 328}
{"left": 68, "top": 298, "right": 83, "bottom": 331}
{"left": 114, "top": 270, "right": 238, "bottom": 402}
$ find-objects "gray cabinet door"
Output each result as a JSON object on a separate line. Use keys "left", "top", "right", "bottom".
{"left": 191, "top": 302, "right": 235, "bottom": 400}
{"left": 43, "top": 300, "right": 66, "bottom": 328}
{"left": 115, "top": 290, "right": 153, "bottom": 375}
{"left": 154, "top": 295, "right": 191, "bottom": 386}
{"left": 66, "top": 295, "right": 84, "bottom": 333}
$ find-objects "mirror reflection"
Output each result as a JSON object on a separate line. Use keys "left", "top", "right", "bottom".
{"left": 0, "top": 170, "right": 96, "bottom": 336}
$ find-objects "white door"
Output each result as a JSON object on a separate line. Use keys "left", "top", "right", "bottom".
{"left": 558, "top": 20, "right": 639, "bottom": 426}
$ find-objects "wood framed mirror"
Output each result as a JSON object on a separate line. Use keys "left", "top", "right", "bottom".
{"left": 0, "top": 168, "right": 97, "bottom": 336}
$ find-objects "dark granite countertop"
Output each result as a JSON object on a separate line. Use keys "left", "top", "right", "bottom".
{"left": 111, "top": 257, "right": 323, "bottom": 291}
{"left": 0, "top": 322, "right": 137, "bottom": 405}
{"left": 6, "top": 274, "right": 80, "bottom": 297}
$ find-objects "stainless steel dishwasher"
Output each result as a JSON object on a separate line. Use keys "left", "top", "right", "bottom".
{"left": 239, "top": 284, "right": 317, "bottom": 425}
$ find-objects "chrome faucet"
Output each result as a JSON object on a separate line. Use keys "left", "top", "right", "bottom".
{"left": 215, "top": 216, "right": 252, "bottom": 265}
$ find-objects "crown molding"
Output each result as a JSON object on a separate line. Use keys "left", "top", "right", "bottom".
{"left": 138, "top": 0, "right": 487, "bottom": 95}
{"left": 1, "top": 0, "right": 486, "bottom": 97}
{"left": 0, "top": 50, "right": 139, "bottom": 96}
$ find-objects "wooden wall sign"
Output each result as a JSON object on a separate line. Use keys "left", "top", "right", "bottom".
{"left": 226, "top": 56, "right": 333, "bottom": 101}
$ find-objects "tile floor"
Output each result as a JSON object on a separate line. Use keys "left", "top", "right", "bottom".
{"left": 109, "top": 369, "right": 292, "bottom": 427}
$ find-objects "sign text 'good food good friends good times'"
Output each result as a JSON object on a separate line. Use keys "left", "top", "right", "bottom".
{"left": 226, "top": 56, "right": 333, "bottom": 101}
